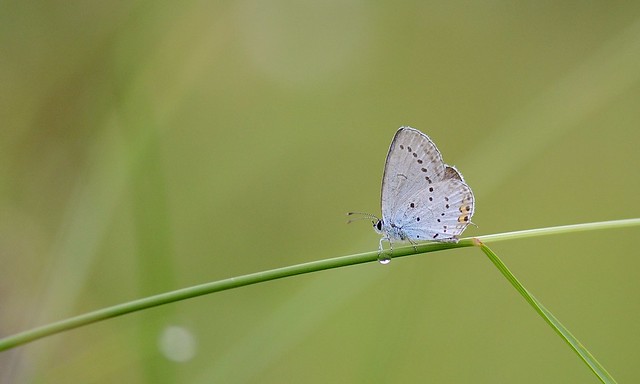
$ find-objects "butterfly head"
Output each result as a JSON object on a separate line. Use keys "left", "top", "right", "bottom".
{"left": 373, "top": 219, "right": 383, "bottom": 234}
{"left": 347, "top": 212, "right": 384, "bottom": 233}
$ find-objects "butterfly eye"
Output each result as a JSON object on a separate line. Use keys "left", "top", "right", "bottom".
{"left": 374, "top": 220, "right": 383, "bottom": 231}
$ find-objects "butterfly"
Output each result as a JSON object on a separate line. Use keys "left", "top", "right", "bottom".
{"left": 349, "top": 127, "right": 475, "bottom": 254}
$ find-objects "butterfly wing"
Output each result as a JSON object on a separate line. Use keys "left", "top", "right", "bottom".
{"left": 444, "top": 165, "right": 465, "bottom": 182}
{"left": 396, "top": 175, "right": 474, "bottom": 241}
{"left": 380, "top": 127, "right": 446, "bottom": 227}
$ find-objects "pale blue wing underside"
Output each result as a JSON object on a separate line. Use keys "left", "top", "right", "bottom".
{"left": 379, "top": 127, "right": 474, "bottom": 244}
{"left": 381, "top": 127, "right": 445, "bottom": 220}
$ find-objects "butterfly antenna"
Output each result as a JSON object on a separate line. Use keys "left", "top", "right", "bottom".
{"left": 346, "top": 212, "right": 379, "bottom": 224}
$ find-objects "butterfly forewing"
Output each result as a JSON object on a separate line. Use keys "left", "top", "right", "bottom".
{"left": 381, "top": 127, "right": 446, "bottom": 225}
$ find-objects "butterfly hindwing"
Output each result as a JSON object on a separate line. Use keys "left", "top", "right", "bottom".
{"left": 399, "top": 178, "right": 474, "bottom": 241}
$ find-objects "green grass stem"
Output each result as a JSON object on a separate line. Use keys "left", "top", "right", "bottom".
{"left": 1, "top": 216, "right": 638, "bottom": 380}
{"left": 474, "top": 238, "right": 617, "bottom": 384}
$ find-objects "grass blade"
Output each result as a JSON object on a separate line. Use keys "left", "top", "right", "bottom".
{"left": 474, "top": 238, "right": 617, "bottom": 384}
{"left": 0, "top": 218, "right": 638, "bottom": 361}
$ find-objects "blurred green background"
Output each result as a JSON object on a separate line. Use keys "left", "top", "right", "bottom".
{"left": 2, "top": 1, "right": 640, "bottom": 383}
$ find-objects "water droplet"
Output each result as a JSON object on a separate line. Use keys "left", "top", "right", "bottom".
{"left": 378, "top": 255, "right": 391, "bottom": 265}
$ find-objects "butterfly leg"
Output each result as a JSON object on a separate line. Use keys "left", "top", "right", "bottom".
{"left": 408, "top": 238, "right": 418, "bottom": 252}
{"left": 378, "top": 236, "right": 393, "bottom": 263}
{"left": 380, "top": 237, "right": 394, "bottom": 254}
{"left": 378, "top": 237, "right": 386, "bottom": 255}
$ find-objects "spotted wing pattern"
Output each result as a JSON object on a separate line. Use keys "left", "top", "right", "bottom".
{"left": 380, "top": 127, "right": 474, "bottom": 243}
